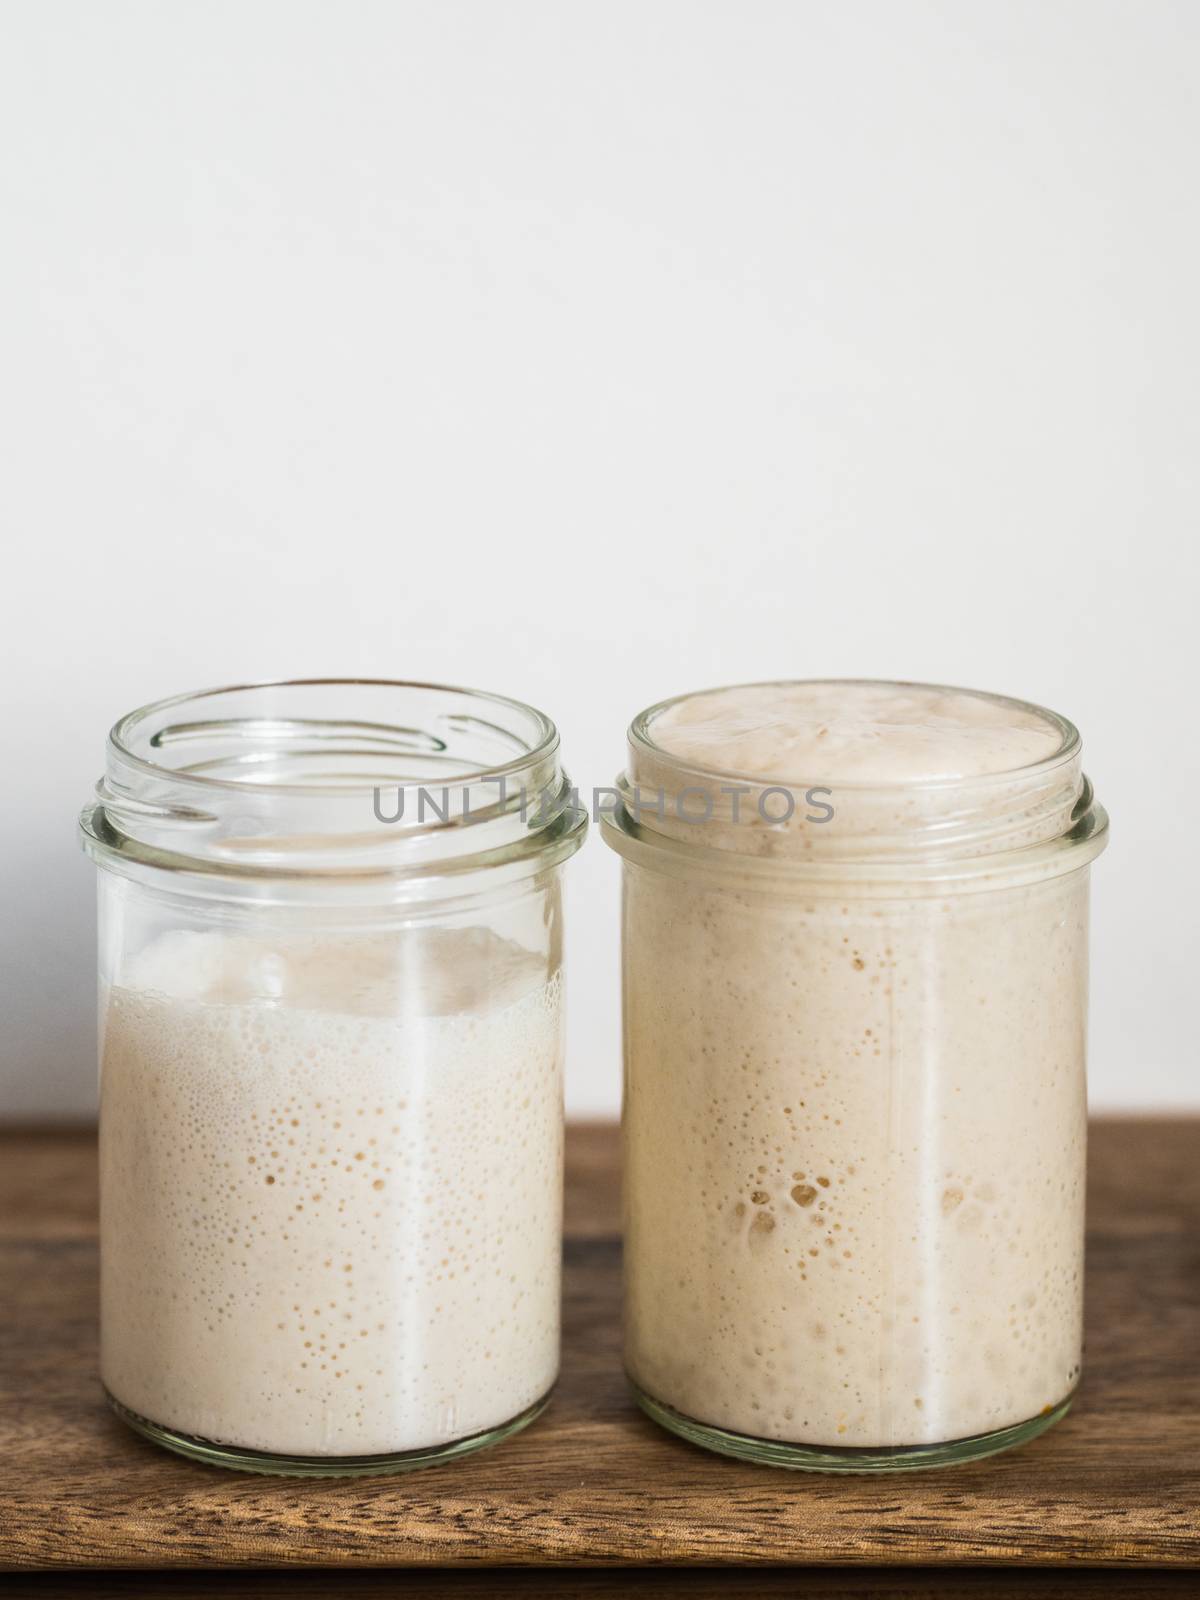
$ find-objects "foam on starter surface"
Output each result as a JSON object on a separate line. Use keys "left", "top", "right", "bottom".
{"left": 648, "top": 680, "right": 1065, "bottom": 783}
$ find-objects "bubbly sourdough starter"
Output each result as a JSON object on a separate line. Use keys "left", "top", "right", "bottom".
{"left": 622, "top": 682, "right": 1088, "bottom": 1448}
{"left": 100, "top": 929, "right": 563, "bottom": 1458}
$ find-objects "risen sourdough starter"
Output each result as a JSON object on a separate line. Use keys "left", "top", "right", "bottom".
{"left": 100, "top": 929, "right": 563, "bottom": 1457}
{"left": 621, "top": 683, "right": 1089, "bottom": 1448}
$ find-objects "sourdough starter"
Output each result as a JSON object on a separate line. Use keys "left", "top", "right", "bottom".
{"left": 100, "top": 928, "right": 562, "bottom": 1457}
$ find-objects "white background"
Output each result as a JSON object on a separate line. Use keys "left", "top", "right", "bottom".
{"left": 1, "top": 1, "right": 1196, "bottom": 1119}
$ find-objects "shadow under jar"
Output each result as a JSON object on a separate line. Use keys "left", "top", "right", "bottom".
{"left": 80, "top": 679, "right": 586, "bottom": 1476}
{"left": 602, "top": 679, "right": 1108, "bottom": 1472}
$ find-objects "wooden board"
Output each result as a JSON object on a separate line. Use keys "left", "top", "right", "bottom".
{"left": 1, "top": 1121, "right": 1197, "bottom": 1572}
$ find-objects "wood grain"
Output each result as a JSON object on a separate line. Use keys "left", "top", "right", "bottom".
{"left": 0, "top": 1120, "right": 1197, "bottom": 1573}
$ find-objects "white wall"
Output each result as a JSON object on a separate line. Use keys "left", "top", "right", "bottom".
{"left": 1, "top": 0, "right": 1196, "bottom": 1119}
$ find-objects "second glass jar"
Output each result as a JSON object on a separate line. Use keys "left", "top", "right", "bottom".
{"left": 603, "top": 679, "right": 1108, "bottom": 1471}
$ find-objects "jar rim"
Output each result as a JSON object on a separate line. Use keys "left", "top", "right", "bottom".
{"left": 611, "top": 677, "right": 1102, "bottom": 879}
{"left": 109, "top": 676, "right": 560, "bottom": 798}
{"left": 82, "top": 678, "right": 585, "bottom": 896}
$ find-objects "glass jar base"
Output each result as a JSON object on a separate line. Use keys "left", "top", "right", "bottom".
{"left": 106, "top": 1388, "right": 551, "bottom": 1477}
{"left": 631, "top": 1381, "right": 1074, "bottom": 1473}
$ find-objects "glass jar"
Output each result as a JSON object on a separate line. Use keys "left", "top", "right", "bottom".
{"left": 602, "top": 679, "right": 1108, "bottom": 1472}
{"left": 80, "top": 679, "right": 586, "bottom": 1476}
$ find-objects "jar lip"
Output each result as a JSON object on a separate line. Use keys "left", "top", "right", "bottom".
{"left": 629, "top": 677, "right": 1080, "bottom": 794}
{"left": 85, "top": 678, "right": 584, "bottom": 896}
{"left": 109, "top": 676, "right": 560, "bottom": 798}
